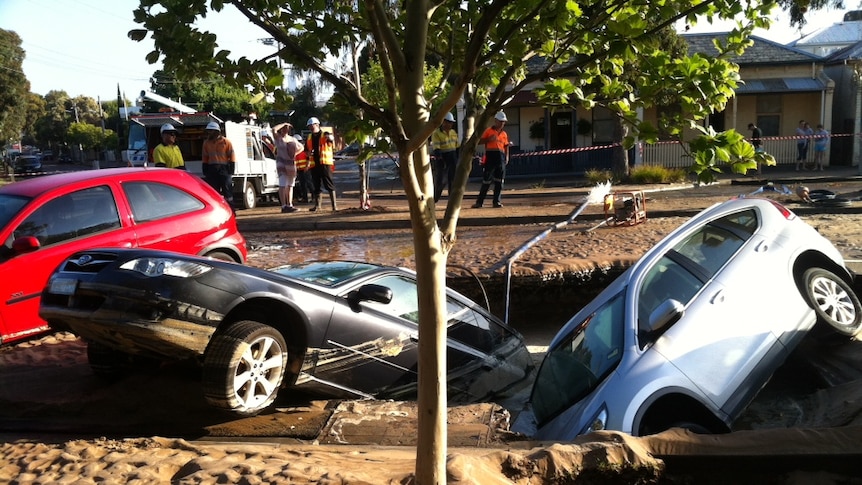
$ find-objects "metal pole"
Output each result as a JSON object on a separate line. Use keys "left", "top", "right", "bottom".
{"left": 502, "top": 182, "right": 612, "bottom": 324}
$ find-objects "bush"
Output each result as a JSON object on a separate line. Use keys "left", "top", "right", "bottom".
{"left": 585, "top": 168, "right": 615, "bottom": 184}
{"left": 627, "top": 165, "right": 688, "bottom": 184}
{"left": 585, "top": 165, "right": 688, "bottom": 185}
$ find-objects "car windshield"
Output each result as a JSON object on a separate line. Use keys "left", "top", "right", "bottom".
{"left": 0, "top": 194, "right": 30, "bottom": 229}
{"left": 273, "top": 261, "right": 380, "bottom": 287}
{"left": 531, "top": 291, "right": 625, "bottom": 426}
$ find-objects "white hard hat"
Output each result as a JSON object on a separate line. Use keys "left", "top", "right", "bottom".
{"left": 306, "top": 117, "right": 320, "bottom": 126}
{"left": 205, "top": 121, "right": 221, "bottom": 131}
{"left": 495, "top": 111, "right": 508, "bottom": 122}
{"left": 443, "top": 112, "right": 455, "bottom": 123}
{"left": 160, "top": 123, "right": 177, "bottom": 134}
{"left": 294, "top": 134, "right": 303, "bottom": 142}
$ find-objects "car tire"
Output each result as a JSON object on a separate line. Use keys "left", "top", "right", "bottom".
{"left": 669, "top": 421, "right": 712, "bottom": 434}
{"left": 202, "top": 320, "right": 288, "bottom": 416}
{"left": 813, "top": 198, "right": 852, "bottom": 208}
{"left": 204, "top": 250, "right": 237, "bottom": 263}
{"left": 242, "top": 182, "right": 257, "bottom": 210}
{"left": 803, "top": 267, "right": 862, "bottom": 336}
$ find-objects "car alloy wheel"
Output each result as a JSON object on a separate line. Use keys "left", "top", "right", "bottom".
{"left": 203, "top": 320, "right": 288, "bottom": 415}
{"left": 803, "top": 267, "right": 862, "bottom": 336}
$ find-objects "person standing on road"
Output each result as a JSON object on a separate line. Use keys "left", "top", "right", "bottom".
{"left": 202, "top": 121, "right": 236, "bottom": 205}
{"left": 473, "top": 111, "right": 509, "bottom": 208}
{"left": 153, "top": 123, "right": 185, "bottom": 169}
{"left": 293, "top": 134, "right": 312, "bottom": 204}
{"left": 305, "top": 117, "right": 337, "bottom": 212}
{"left": 795, "top": 120, "right": 813, "bottom": 170}
{"left": 430, "top": 112, "right": 459, "bottom": 202}
{"left": 747, "top": 123, "right": 762, "bottom": 152}
{"left": 273, "top": 122, "right": 304, "bottom": 213}
{"left": 813, "top": 123, "right": 829, "bottom": 171}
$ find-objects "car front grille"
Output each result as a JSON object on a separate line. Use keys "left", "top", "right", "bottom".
{"left": 60, "top": 252, "right": 119, "bottom": 273}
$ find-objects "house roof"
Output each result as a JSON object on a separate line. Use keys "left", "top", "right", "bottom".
{"left": 823, "top": 39, "right": 862, "bottom": 63}
{"left": 735, "top": 77, "right": 827, "bottom": 93}
{"left": 791, "top": 20, "right": 862, "bottom": 47}
{"left": 682, "top": 33, "right": 821, "bottom": 65}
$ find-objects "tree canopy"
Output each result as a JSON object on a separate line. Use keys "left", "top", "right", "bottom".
{"left": 131, "top": 0, "right": 786, "bottom": 481}
{"left": 0, "top": 29, "right": 29, "bottom": 148}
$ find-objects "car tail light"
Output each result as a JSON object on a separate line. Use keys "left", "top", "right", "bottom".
{"left": 766, "top": 199, "right": 796, "bottom": 220}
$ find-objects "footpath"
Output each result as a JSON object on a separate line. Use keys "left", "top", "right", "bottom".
{"left": 235, "top": 165, "right": 862, "bottom": 233}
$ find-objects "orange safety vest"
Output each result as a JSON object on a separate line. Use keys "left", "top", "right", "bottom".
{"left": 295, "top": 151, "right": 309, "bottom": 170}
{"left": 306, "top": 133, "right": 334, "bottom": 167}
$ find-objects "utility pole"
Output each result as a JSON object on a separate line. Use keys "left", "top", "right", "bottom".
{"left": 96, "top": 97, "right": 105, "bottom": 169}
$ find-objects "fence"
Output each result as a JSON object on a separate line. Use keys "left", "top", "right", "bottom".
{"left": 488, "top": 132, "right": 855, "bottom": 177}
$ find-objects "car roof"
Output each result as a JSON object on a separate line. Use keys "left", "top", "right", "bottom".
{"left": 0, "top": 167, "right": 185, "bottom": 198}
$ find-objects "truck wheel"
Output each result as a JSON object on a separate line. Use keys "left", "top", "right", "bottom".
{"left": 242, "top": 182, "right": 258, "bottom": 210}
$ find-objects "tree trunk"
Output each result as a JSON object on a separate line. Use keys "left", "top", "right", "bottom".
{"left": 358, "top": 162, "right": 370, "bottom": 209}
{"left": 612, "top": 117, "right": 630, "bottom": 178}
{"left": 412, "top": 212, "right": 448, "bottom": 484}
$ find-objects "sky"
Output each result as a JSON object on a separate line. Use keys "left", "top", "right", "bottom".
{"left": 0, "top": 0, "right": 275, "bottom": 101}
{"left": 0, "top": 0, "right": 860, "bottom": 102}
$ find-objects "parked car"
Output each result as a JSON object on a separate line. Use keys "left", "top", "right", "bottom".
{"left": 40, "top": 254, "right": 534, "bottom": 416}
{"left": 14, "top": 155, "right": 42, "bottom": 174}
{"left": 0, "top": 167, "right": 247, "bottom": 345}
{"left": 334, "top": 142, "right": 370, "bottom": 160}
{"left": 512, "top": 197, "right": 862, "bottom": 439}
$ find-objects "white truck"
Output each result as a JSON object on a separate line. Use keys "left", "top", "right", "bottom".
{"left": 124, "top": 92, "right": 280, "bottom": 209}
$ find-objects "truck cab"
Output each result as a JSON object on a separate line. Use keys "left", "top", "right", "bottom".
{"left": 125, "top": 113, "right": 279, "bottom": 209}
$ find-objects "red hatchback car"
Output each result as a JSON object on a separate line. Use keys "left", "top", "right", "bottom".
{"left": 0, "top": 167, "right": 247, "bottom": 345}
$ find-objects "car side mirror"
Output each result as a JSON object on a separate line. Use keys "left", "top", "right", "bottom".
{"left": 647, "top": 299, "right": 685, "bottom": 337}
{"left": 347, "top": 283, "right": 393, "bottom": 312}
{"left": 12, "top": 236, "right": 41, "bottom": 255}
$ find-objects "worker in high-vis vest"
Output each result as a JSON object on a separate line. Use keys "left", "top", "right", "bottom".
{"left": 430, "top": 112, "right": 459, "bottom": 202}
{"left": 473, "top": 111, "right": 509, "bottom": 208}
{"left": 293, "top": 135, "right": 312, "bottom": 204}
{"left": 202, "top": 121, "right": 236, "bottom": 205}
{"left": 305, "top": 117, "right": 337, "bottom": 212}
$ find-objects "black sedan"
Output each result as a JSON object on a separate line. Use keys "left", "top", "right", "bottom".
{"left": 40, "top": 249, "right": 534, "bottom": 415}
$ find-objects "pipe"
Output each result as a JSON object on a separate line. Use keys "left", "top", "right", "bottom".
{"left": 502, "top": 181, "right": 612, "bottom": 324}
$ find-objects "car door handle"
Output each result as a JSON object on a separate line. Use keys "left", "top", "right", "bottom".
{"left": 755, "top": 240, "right": 769, "bottom": 252}
{"left": 710, "top": 290, "right": 725, "bottom": 304}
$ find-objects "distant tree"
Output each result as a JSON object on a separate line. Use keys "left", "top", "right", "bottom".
{"left": 0, "top": 29, "right": 28, "bottom": 148}
{"left": 67, "top": 122, "right": 114, "bottom": 152}
{"left": 69, "top": 96, "right": 103, "bottom": 126}
{"left": 34, "top": 90, "right": 73, "bottom": 151}
{"left": 21, "top": 93, "right": 46, "bottom": 148}
{"left": 148, "top": 71, "right": 257, "bottom": 121}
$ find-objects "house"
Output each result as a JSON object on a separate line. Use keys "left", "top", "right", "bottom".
{"left": 494, "top": 32, "right": 838, "bottom": 175}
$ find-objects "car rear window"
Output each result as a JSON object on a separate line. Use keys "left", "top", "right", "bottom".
{"left": 0, "top": 194, "right": 30, "bottom": 229}
{"left": 274, "top": 261, "right": 380, "bottom": 287}
{"left": 123, "top": 181, "right": 205, "bottom": 222}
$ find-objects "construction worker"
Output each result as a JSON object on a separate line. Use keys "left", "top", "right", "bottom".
{"left": 305, "top": 117, "right": 337, "bottom": 211}
{"left": 152, "top": 123, "right": 185, "bottom": 169}
{"left": 293, "top": 134, "right": 312, "bottom": 204}
{"left": 473, "top": 111, "right": 509, "bottom": 208}
{"left": 202, "top": 121, "right": 236, "bottom": 205}
{"left": 430, "top": 112, "right": 459, "bottom": 202}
